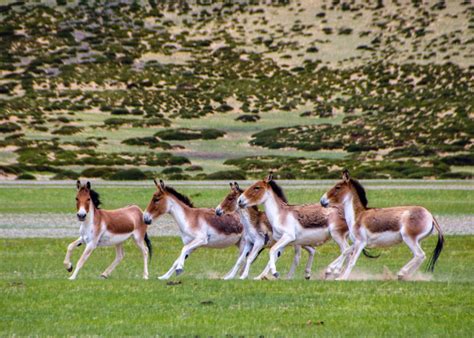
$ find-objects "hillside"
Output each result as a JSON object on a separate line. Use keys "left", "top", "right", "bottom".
{"left": 0, "top": 0, "right": 473, "bottom": 180}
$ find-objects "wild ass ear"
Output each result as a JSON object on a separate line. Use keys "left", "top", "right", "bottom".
{"left": 265, "top": 171, "right": 273, "bottom": 183}
{"left": 76, "top": 180, "right": 81, "bottom": 190}
{"left": 153, "top": 178, "right": 159, "bottom": 189}
{"left": 86, "top": 181, "right": 91, "bottom": 190}
{"left": 234, "top": 181, "right": 240, "bottom": 190}
{"left": 159, "top": 179, "right": 166, "bottom": 190}
{"left": 229, "top": 182, "right": 234, "bottom": 189}
{"left": 342, "top": 169, "right": 351, "bottom": 182}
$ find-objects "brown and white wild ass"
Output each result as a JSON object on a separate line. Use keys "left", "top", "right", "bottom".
{"left": 215, "top": 182, "right": 316, "bottom": 279}
{"left": 237, "top": 174, "right": 350, "bottom": 280}
{"left": 320, "top": 170, "right": 444, "bottom": 280}
{"left": 143, "top": 179, "right": 244, "bottom": 280}
{"left": 64, "top": 181, "right": 152, "bottom": 280}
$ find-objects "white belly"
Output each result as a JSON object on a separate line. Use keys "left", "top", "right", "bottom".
{"left": 97, "top": 231, "right": 132, "bottom": 247}
{"left": 294, "top": 227, "right": 330, "bottom": 246}
{"left": 367, "top": 231, "right": 402, "bottom": 248}
{"left": 206, "top": 228, "right": 240, "bottom": 248}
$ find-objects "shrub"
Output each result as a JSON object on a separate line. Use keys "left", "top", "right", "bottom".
{"left": 52, "top": 126, "right": 82, "bottom": 135}
{"left": 205, "top": 170, "right": 246, "bottom": 180}
{"left": 185, "top": 165, "right": 203, "bottom": 172}
{"left": 235, "top": 115, "right": 260, "bottom": 123}
{"left": 108, "top": 168, "right": 148, "bottom": 180}
{"left": 155, "top": 128, "right": 225, "bottom": 141}
{"left": 162, "top": 167, "right": 183, "bottom": 174}
{"left": 52, "top": 170, "right": 80, "bottom": 180}
{"left": 0, "top": 122, "right": 21, "bottom": 133}
{"left": 81, "top": 167, "right": 116, "bottom": 178}
{"left": 122, "top": 137, "right": 171, "bottom": 149}
{"left": 16, "top": 173, "right": 36, "bottom": 180}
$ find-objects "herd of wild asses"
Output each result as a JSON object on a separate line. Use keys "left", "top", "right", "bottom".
{"left": 65, "top": 171, "right": 443, "bottom": 281}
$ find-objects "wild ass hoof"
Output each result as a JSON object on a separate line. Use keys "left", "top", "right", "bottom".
{"left": 175, "top": 268, "right": 184, "bottom": 276}
{"left": 273, "top": 272, "right": 280, "bottom": 279}
{"left": 67, "top": 265, "right": 73, "bottom": 273}
{"left": 397, "top": 273, "right": 408, "bottom": 281}
{"left": 305, "top": 275, "right": 311, "bottom": 280}
{"left": 100, "top": 274, "right": 108, "bottom": 279}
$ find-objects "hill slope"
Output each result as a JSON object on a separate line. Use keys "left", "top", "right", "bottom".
{"left": 0, "top": 0, "right": 472, "bottom": 180}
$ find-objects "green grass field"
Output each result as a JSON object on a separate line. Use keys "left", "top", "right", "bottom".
{"left": 0, "top": 185, "right": 472, "bottom": 215}
{"left": 1, "top": 236, "right": 473, "bottom": 336}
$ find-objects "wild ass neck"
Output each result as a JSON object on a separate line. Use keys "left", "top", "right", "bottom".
{"left": 343, "top": 193, "right": 366, "bottom": 229}
{"left": 263, "top": 191, "right": 285, "bottom": 227}
{"left": 168, "top": 197, "right": 191, "bottom": 232}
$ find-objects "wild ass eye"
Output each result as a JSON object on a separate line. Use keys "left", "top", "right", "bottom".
{"left": 75, "top": 198, "right": 78, "bottom": 201}
{"left": 153, "top": 198, "right": 159, "bottom": 203}
{"left": 335, "top": 185, "right": 341, "bottom": 190}
{"left": 87, "top": 198, "right": 91, "bottom": 202}
{"left": 254, "top": 186, "right": 260, "bottom": 190}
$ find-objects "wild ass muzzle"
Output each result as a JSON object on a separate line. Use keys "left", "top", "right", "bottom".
{"left": 320, "top": 169, "right": 444, "bottom": 280}
{"left": 215, "top": 182, "right": 316, "bottom": 279}
{"left": 64, "top": 181, "right": 151, "bottom": 280}
{"left": 143, "top": 179, "right": 244, "bottom": 280}
{"left": 238, "top": 173, "right": 350, "bottom": 280}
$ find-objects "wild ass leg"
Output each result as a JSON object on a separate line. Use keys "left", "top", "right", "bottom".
{"left": 133, "top": 237, "right": 150, "bottom": 280}
{"left": 302, "top": 245, "right": 316, "bottom": 280}
{"left": 224, "top": 241, "right": 252, "bottom": 280}
{"left": 265, "top": 234, "right": 294, "bottom": 278}
{"left": 240, "top": 237, "right": 265, "bottom": 279}
{"left": 101, "top": 243, "right": 124, "bottom": 279}
{"left": 336, "top": 240, "right": 366, "bottom": 281}
{"left": 64, "top": 237, "right": 83, "bottom": 272}
{"left": 286, "top": 245, "right": 301, "bottom": 279}
{"left": 397, "top": 234, "right": 426, "bottom": 280}
{"left": 69, "top": 242, "right": 97, "bottom": 280}
{"left": 326, "top": 232, "right": 351, "bottom": 278}
{"left": 158, "top": 237, "right": 207, "bottom": 280}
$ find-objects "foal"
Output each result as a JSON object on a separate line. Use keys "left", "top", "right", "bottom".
{"left": 238, "top": 174, "right": 350, "bottom": 280}
{"left": 320, "top": 170, "right": 444, "bottom": 280}
{"left": 143, "top": 179, "right": 243, "bottom": 280}
{"left": 64, "top": 181, "right": 151, "bottom": 280}
{"left": 216, "top": 182, "right": 316, "bottom": 280}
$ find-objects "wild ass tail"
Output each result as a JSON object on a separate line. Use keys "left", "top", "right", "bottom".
{"left": 363, "top": 248, "right": 380, "bottom": 259}
{"left": 144, "top": 232, "right": 152, "bottom": 260}
{"left": 426, "top": 217, "right": 444, "bottom": 272}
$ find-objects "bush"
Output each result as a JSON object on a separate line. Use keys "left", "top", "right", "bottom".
{"left": 235, "top": 115, "right": 260, "bottom": 123}
{"left": 52, "top": 170, "right": 80, "bottom": 180}
{"left": 185, "top": 165, "right": 203, "bottom": 172}
{"left": 205, "top": 170, "right": 246, "bottom": 180}
{"left": 155, "top": 128, "right": 225, "bottom": 141}
{"left": 16, "top": 173, "right": 36, "bottom": 180}
{"left": 0, "top": 122, "right": 21, "bottom": 133}
{"left": 162, "top": 167, "right": 183, "bottom": 174}
{"left": 108, "top": 168, "right": 148, "bottom": 180}
{"left": 81, "top": 167, "right": 117, "bottom": 178}
{"left": 122, "top": 137, "right": 171, "bottom": 149}
{"left": 52, "top": 126, "right": 82, "bottom": 135}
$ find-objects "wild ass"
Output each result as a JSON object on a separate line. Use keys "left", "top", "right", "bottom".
{"left": 320, "top": 170, "right": 444, "bottom": 280}
{"left": 64, "top": 181, "right": 151, "bottom": 280}
{"left": 143, "top": 179, "right": 243, "bottom": 280}
{"left": 215, "top": 182, "right": 316, "bottom": 279}
{"left": 237, "top": 174, "right": 350, "bottom": 280}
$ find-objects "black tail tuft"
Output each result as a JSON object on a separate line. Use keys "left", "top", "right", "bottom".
{"left": 426, "top": 220, "right": 444, "bottom": 272}
{"left": 144, "top": 233, "right": 152, "bottom": 260}
{"left": 251, "top": 247, "right": 266, "bottom": 264}
{"left": 363, "top": 248, "right": 381, "bottom": 259}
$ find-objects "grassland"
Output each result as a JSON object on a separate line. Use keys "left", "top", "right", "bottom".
{"left": 0, "top": 184, "right": 472, "bottom": 215}
{"left": 1, "top": 236, "right": 473, "bottom": 336}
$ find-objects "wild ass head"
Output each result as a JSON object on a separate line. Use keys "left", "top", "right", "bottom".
{"left": 320, "top": 169, "right": 368, "bottom": 209}
{"left": 143, "top": 179, "right": 194, "bottom": 225}
{"left": 75, "top": 180, "right": 101, "bottom": 221}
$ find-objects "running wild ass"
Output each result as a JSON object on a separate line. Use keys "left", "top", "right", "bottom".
{"left": 143, "top": 179, "right": 244, "bottom": 280}
{"left": 237, "top": 174, "right": 350, "bottom": 280}
{"left": 64, "top": 181, "right": 152, "bottom": 280}
{"left": 320, "top": 170, "right": 444, "bottom": 280}
{"left": 215, "top": 182, "right": 316, "bottom": 280}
